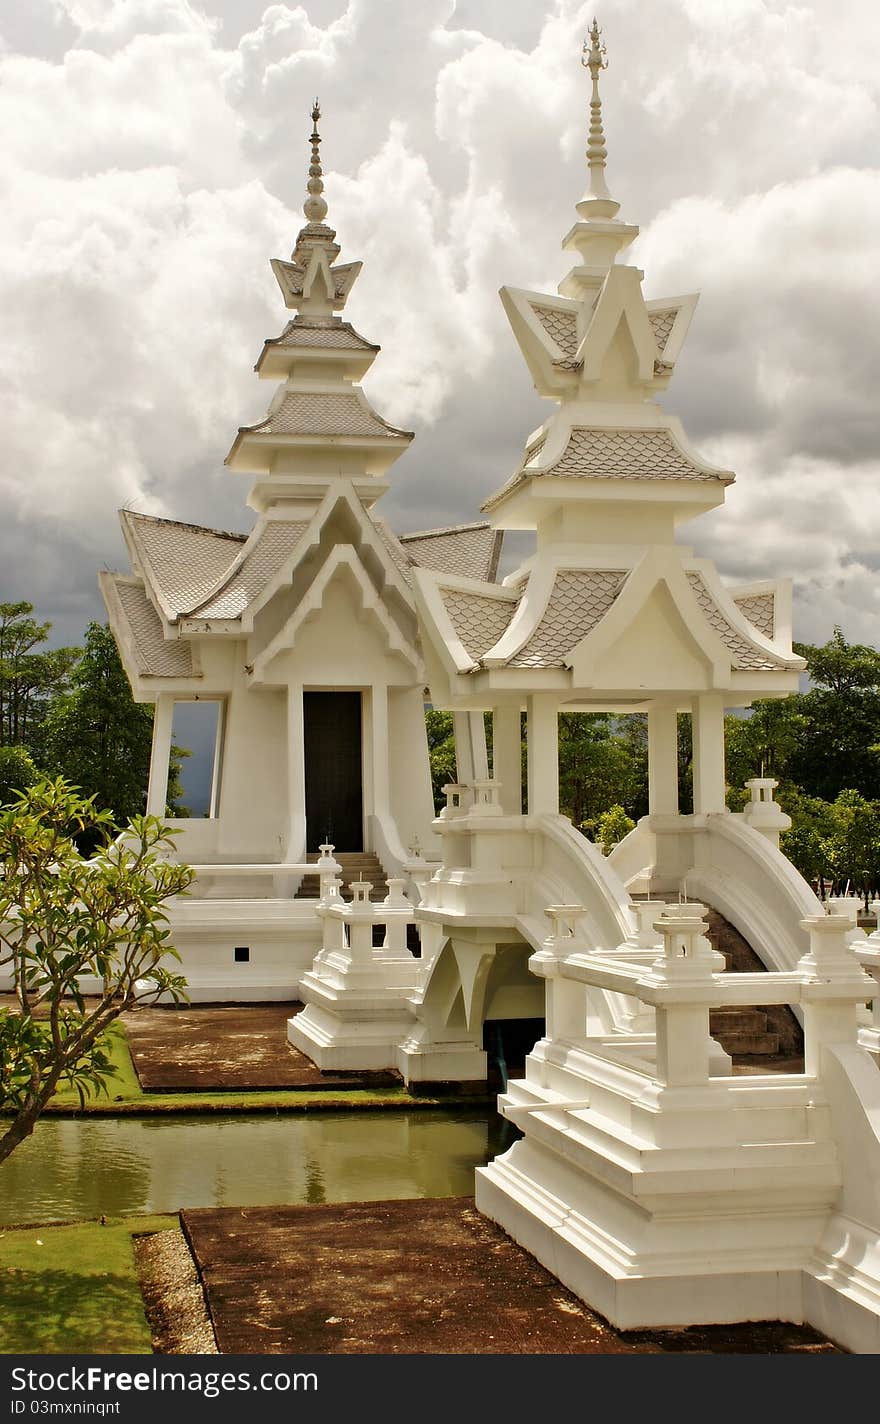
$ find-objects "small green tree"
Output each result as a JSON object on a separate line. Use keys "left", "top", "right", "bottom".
{"left": 595, "top": 804, "right": 636, "bottom": 855}
{"left": 0, "top": 779, "right": 192, "bottom": 1164}
{"left": 825, "top": 789, "right": 880, "bottom": 906}
{"left": 0, "top": 601, "right": 78, "bottom": 753}
{"left": 0, "top": 745, "right": 39, "bottom": 804}
{"left": 41, "top": 623, "right": 154, "bottom": 822}
{"left": 425, "top": 708, "right": 457, "bottom": 813}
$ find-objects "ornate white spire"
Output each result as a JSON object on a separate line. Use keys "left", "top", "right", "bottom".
{"left": 577, "top": 18, "right": 619, "bottom": 218}
{"left": 304, "top": 98, "right": 328, "bottom": 224}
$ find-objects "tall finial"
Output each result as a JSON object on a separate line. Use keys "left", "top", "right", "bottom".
{"left": 581, "top": 18, "right": 614, "bottom": 205}
{"left": 304, "top": 98, "right": 328, "bottom": 224}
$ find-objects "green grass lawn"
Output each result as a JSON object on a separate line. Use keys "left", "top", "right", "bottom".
{"left": 42, "top": 1021, "right": 470, "bottom": 1114}
{"left": 0, "top": 1215, "right": 176, "bottom": 1354}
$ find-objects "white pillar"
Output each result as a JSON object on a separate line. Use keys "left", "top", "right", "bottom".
{"left": 692, "top": 693, "right": 726, "bottom": 814}
{"left": 370, "top": 683, "right": 390, "bottom": 821}
{"left": 452, "top": 710, "right": 489, "bottom": 784}
{"left": 287, "top": 684, "right": 306, "bottom": 858}
{"left": 146, "top": 694, "right": 174, "bottom": 816}
{"left": 647, "top": 702, "right": 679, "bottom": 817}
{"left": 527, "top": 694, "right": 559, "bottom": 816}
{"left": 492, "top": 706, "right": 522, "bottom": 816}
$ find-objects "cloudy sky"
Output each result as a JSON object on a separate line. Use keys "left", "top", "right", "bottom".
{"left": 2, "top": 0, "right": 879, "bottom": 652}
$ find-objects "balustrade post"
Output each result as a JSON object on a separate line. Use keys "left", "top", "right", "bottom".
{"left": 798, "top": 914, "right": 875, "bottom": 1075}
{"left": 469, "top": 778, "right": 504, "bottom": 817}
{"left": 380, "top": 878, "right": 412, "bottom": 956}
{"left": 317, "top": 843, "right": 342, "bottom": 905}
{"left": 651, "top": 907, "right": 719, "bottom": 1087}
{"left": 741, "top": 778, "right": 791, "bottom": 847}
{"left": 540, "top": 905, "right": 588, "bottom": 1042}
{"left": 440, "top": 783, "right": 470, "bottom": 819}
{"left": 344, "top": 879, "right": 376, "bottom": 962}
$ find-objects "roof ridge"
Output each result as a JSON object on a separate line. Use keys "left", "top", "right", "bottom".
{"left": 122, "top": 510, "right": 248, "bottom": 544}
{"left": 400, "top": 521, "right": 491, "bottom": 541}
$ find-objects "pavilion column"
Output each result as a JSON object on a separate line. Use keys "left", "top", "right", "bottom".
{"left": 692, "top": 693, "right": 726, "bottom": 814}
{"left": 452, "top": 710, "right": 489, "bottom": 784}
{"left": 146, "top": 694, "right": 174, "bottom": 816}
{"left": 287, "top": 684, "right": 306, "bottom": 858}
{"left": 492, "top": 706, "right": 522, "bottom": 816}
{"left": 648, "top": 702, "right": 679, "bottom": 817}
{"left": 527, "top": 694, "right": 559, "bottom": 816}
{"left": 370, "top": 682, "right": 390, "bottom": 823}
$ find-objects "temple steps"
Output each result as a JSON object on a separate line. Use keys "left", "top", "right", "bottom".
{"left": 703, "top": 908, "right": 803, "bottom": 1065}
{"left": 295, "top": 851, "right": 389, "bottom": 902}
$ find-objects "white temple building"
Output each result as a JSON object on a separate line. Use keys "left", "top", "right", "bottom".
{"left": 100, "top": 32, "right": 880, "bottom": 1352}
{"left": 101, "top": 103, "right": 500, "bottom": 997}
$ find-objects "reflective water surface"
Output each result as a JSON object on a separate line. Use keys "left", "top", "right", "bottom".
{"left": 0, "top": 1110, "right": 512, "bottom": 1225}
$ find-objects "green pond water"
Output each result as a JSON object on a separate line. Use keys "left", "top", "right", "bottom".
{"left": 0, "top": 1110, "right": 514, "bottom": 1226}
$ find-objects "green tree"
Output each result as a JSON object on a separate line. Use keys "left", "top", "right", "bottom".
{"left": 0, "top": 745, "right": 39, "bottom": 804}
{"left": 0, "top": 779, "right": 192, "bottom": 1164}
{"left": 595, "top": 804, "right": 636, "bottom": 854}
{"left": 788, "top": 628, "right": 880, "bottom": 801}
{"left": 825, "top": 789, "right": 880, "bottom": 906}
{"left": 559, "top": 713, "right": 642, "bottom": 828}
{"left": 42, "top": 623, "right": 185, "bottom": 823}
{"left": 425, "top": 708, "right": 457, "bottom": 813}
{"left": 778, "top": 788, "right": 842, "bottom": 898}
{"left": 725, "top": 700, "right": 806, "bottom": 789}
{"left": 0, "top": 602, "right": 78, "bottom": 753}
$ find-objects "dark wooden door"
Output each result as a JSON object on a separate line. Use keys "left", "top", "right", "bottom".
{"left": 303, "top": 691, "right": 363, "bottom": 852}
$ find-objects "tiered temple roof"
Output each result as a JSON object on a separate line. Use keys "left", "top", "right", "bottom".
{"left": 411, "top": 23, "right": 804, "bottom": 698}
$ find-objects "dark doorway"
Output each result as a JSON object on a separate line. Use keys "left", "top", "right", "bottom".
{"left": 303, "top": 691, "right": 363, "bottom": 852}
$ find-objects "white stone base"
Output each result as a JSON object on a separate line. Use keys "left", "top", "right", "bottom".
{"left": 476, "top": 1149, "right": 806, "bottom": 1332}
{"left": 395, "top": 1032, "right": 488, "bottom": 1085}
{"left": 288, "top": 1001, "right": 415, "bottom": 1072}
{"left": 162, "top": 897, "right": 322, "bottom": 1002}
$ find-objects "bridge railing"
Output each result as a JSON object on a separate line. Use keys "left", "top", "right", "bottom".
{"left": 535, "top": 904, "right": 875, "bottom": 1087}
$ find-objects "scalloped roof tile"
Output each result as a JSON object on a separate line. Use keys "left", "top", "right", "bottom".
{"left": 267, "top": 319, "right": 377, "bottom": 352}
{"left": 243, "top": 391, "right": 411, "bottom": 440}
{"left": 687, "top": 573, "right": 783, "bottom": 670}
{"left": 401, "top": 523, "right": 503, "bottom": 583}
{"left": 112, "top": 578, "right": 195, "bottom": 678}
{"left": 507, "top": 570, "right": 627, "bottom": 668}
{"left": 190, "top": 520, "right": 312, "bottom": 620}
{"left": 528, "top": 301, "right": 579, "bottom": 358}
{"left": 440, "top": 588, "right": 519, "bottom": 663}
{"left": 647, "top": 308, "right": 679, "bottom": 353}
{"left": 122, "top": 512, "right": 244, "bottom": 617}
{"left": 546, "top": 428, "right": 730, "bottom": 482}
{"left": 733, "top": 592, "right": 776, "bottom": 639}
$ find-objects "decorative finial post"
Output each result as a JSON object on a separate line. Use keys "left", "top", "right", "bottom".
{"left": 581, "top": 18, "right": 614, "bottom": 204}
{"left": 304, "top": 98, "right": 328, "bottom": 224}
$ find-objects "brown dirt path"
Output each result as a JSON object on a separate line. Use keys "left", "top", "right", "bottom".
{"left": 121, "top": 1002, "right": 399, "bottom": 1092}
{"left": 180, "top": 1197, "right": 838, "bottom": 1355}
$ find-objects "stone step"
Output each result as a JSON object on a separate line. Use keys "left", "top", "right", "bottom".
{"left": 709, "top": 1007, "right": 773, "bottom": 1034}
{"left": 712, "top": 1029, "right": 782, "bottom": 1057}
{"left": 295, "top": 852, "right": 389, "bottom": 902}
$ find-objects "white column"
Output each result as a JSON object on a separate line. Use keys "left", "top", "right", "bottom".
{"left": 691, "top": 693, "right": 726, "bottom": 814}
{"left": 287, "top": 684, "right": 306, "bottom": 859}
{"left": 370, "top": 683, "right": 390, "bottom": 820}
{"left": 452, "top": 710, "right": 489, "bottom": 784}
{"left": 647, "top": 702, "right": 679, "bottom": 817}
{"left": 492, "top": 706, "right": 522, "bottom": 816}
{"left": 527, "top": 694, "right": 559, "bottom": 816}
{"left": 146, "top": 694, "right": 174, "bottom": 816}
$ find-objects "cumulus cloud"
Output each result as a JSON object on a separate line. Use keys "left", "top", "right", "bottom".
{"left": 0, "top": 0, "right": 878, "bottom": 650}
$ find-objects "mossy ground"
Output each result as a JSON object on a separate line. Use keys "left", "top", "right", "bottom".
{"left": 39, "top": 1021, "right": 481, "bottom": 1114}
